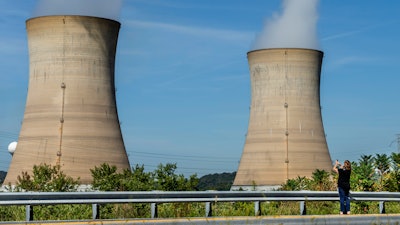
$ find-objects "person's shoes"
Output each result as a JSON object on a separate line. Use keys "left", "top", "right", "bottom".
{"left": 340, "top": 212, "right": 343, "bottom": 215}
{"left": 347, "top": 211, "right": 351, "bottom": 215}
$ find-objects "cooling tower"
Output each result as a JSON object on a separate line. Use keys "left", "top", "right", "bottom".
{"left": 232, "top": 48, "right": 332, "bottom": 190}
{"left": 4, "top": 16, "right": 130, "bottom": 184}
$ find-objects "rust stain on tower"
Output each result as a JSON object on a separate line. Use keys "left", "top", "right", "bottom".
{"left": 4, "top": 16, "right": 130, "bottom": 184}
{"left": 232, "top": 48, "right": 332, "bottom": 190}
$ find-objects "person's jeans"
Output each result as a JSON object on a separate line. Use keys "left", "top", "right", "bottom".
{"left": 338, "top": 187, "right": 350, "bottom": 213}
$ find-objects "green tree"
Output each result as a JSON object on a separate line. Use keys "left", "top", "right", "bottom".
{"left": 280, "top": 176, "right": 311, "bottom": 191}
{"left": 121, "top": 164, "right": 153, "bottom": 191}
{"left": 382, "top": 170, "right": 400, "bottom": 192}
{"left": 373, "top": 153, "right": 391, "bottom": 191}
{"left": 381, "top": 153, "right": 400, "bottom": 192}
{"left": 196, "top": 172, "right": 236, "bottom": 191}
{"left": 351, "top": 155, "right": 375, "bottom": 191}
{"left": 280, "top": 178, "right": 300, "bottom": 191}
{"left": 311, "top": 169, "right": 333, "bottom": 191}
{"left": 16, "top": 164, "right": 79, "bottom": 192}
{"left": 391, "top": 152, "right": 400, "bottom": 171}
{"left": 374, "top": 153, "right": 390, "bottom": 174}
{"left": 90, "top": 163, "right": 199, "bottom": 191}
{"left": 153, "top": 163, "right": 199, "bottom": 191}
{"left": 90, "top": 163, "right": 123, "bottom": 191}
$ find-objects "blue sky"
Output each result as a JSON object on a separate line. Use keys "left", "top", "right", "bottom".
{"left": 1, "top": 0, "right": 400, "bottom": 177}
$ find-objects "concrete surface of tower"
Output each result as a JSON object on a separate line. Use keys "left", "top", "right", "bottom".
{"left": 232, "top": 48, "right": 332, "bottom": 190}
{"left": 4, "top": 16, "right": 130, "bottom": 184}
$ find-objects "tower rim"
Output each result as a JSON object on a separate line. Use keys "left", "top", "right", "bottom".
{"left": 26, "top": 15, "right": 121, "bottom": 26}
{"left": 247, "top": 48, "right": 323, "bottom": 55}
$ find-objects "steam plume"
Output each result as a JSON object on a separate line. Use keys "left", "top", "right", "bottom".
{"left": 33, "top": 0, "right": 123, "bottom": 21}
{"left": 252, "top": 0, "right": 320, "bottom": 50}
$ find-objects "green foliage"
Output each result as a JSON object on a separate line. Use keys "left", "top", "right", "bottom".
{"left": 382, "top": 170, "right": 400, "bottom": 192}
{"left": 16, "top": 164, "right": 80, "bottom": 192}
{"left": 383, "top": 202, "right": 400, "bottom": 214}
{"left": 90, "top": 163, "right": 124, "bottom": 191}
{"left": 279, "top": 153, "right": 400, "bottom": 193}
{"left": 391, "top": 152, "right": 400, "bottom": 170}
{"left": 89, "top": 163, "right": 199, "bottom": 218}
{"left": 311, "top": 169, "right": 334, "bottom": 191}
{"left": 350, "top": 155, "right": 375, "bottom": 191}
{"left": 96, "top": 203, "right": 151, "bottom": 219}
{"left": 280, "top": 170, "right": 335, "bottom": 192}
{"left": 350, "top": 201, "right": 380, "bottom": 214}
{"left": 153, "top": 163, "right": 199, "bottom": 191}
{"left": 91, "top": 162, "right": 199, "bottom": 192}
{"left": 212, "top": 202, "right": 254, "bottom": 216}
{"left": 32, "top": 205, "right": 92, "bottom": 220}
{"left": 91, "top": 163, "right": 154, "bottom": 191}
{"left": 0, "top": 206, "right": 25, "bottom": 221}
{"left": 306, "top": 201, "right": 337, "bottom": 215}
{"left": 280, "top": 176, "right": 311, "bottom": 191}
{"left": 120, "top": 164, "right": 153, "bottom": 191}
{"left": 374, "top": 153, "right": 390, "bottom": 174}
{"left": 261, "top": 201, "right": 299, "bottom": 215}
{"left": 157, "top": 203, "right": 204, "bottom": 218}
{"left": 5, "top": 151, "right": 400, "bottom": 221}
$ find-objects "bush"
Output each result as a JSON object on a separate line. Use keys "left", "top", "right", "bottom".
{"left": 16, "top": 164, "right": 79, "bottom": 192}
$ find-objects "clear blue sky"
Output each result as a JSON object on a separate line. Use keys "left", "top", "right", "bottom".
{"left": 1, "top": 0, "right": 400, "bottom": 177}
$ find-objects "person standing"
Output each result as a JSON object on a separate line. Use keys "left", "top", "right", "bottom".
{"left": 333, "top": 160, "right": 352, "bottom": 215}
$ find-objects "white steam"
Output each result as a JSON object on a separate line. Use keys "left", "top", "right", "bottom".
{"left": 252, "top": 0, "right": 320, "bottom": 50}
{"left": 33, "top": 0, "right": 123, "bottom": 21}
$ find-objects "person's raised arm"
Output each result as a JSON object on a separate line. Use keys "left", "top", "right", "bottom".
{"left": 333, "top": 160, "right": 339, "bottom": 173}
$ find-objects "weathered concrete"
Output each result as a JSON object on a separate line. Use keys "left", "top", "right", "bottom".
{"left": 4, "top": 16, "right": 130, "bottom": 184}
{"left": 233, "top": 48, "right": 332, "bottom": 188}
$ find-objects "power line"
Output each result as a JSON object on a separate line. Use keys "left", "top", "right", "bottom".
{"left": 130, "top": 151, "right": 237, "bottom": 163}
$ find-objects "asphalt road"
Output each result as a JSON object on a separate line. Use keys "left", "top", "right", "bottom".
{"left": 2, "top": 214, "right": 400, "bottom": 225}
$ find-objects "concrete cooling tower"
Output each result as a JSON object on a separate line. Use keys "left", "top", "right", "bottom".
{"left": 232, "top": 48, "right": 332, "bottom": 190}
{"left": 4, "top": 16, "right": 130, "bottom": 184}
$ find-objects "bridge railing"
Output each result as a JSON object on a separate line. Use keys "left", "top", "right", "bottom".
{"left": 0, "top": 190, "right": 399, "bottom": 221}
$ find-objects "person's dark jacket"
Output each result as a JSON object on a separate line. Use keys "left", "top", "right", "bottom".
{"left": 338, "top": 168, "right": 351, "bottom": 195}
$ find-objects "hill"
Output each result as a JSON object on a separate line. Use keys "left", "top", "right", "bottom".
{"left": 197, "top": 172, "right": 236, "bottom": 191}
{"left": 0, "top": 170, "right": 237, "bottom": 190}
{"left": 0, "top": 171, "right": 6, "bottom": 185}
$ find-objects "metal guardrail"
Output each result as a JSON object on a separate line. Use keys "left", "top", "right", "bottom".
{"left": 0, "top": 190, "right": 399, "bottom": 222}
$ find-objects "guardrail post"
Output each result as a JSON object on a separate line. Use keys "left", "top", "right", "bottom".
{"left": 151, "top": 203, "right": 158, "bottom": 218}
{"left": 254, "top": 201, "right": 261, "bottom": 216}
{"left": 92, "top": 204, "right": 100, "bottom": 219}
{"left": 205, "top": 202, "right": 212, "bottom": 217}
{"left": 26, "top": 205, "right": 33, "bottom": 221}
{"left": 379, "top": 201, "right": 385, "bottom": 214}
{"left": 300, "top": 201, "right": 306, "bottom": 215}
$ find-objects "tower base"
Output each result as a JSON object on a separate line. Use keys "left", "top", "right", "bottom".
{"left": 230, "top": 185, "right": 281, "bottom": 191}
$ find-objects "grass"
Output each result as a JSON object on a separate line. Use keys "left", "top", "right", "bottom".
{"left": 0, "top": 200, "right": 399, "bottom": 221}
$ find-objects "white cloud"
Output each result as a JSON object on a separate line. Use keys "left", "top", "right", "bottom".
{"left": 125, "top": 19, "right": 253, "bottom": 43}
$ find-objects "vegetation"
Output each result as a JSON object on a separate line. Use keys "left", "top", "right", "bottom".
{"left": 197, "top": 172, "right": 236, "bottom": 191}
{"left": 15, "top": 163, "right": 80, "bottom": 192}
{"left": 1, "top": 152, "right": 400, "bottom": 221}
{"left": 90, "top": 163, "right": 199, "bottom": 191}
{"left": 277, "top": 153, "right": 400, "bottom": 193}
{"left": 278, "top": 153, "right": 400, "bottom": 214}
{"left": 0, "top": 171, "right": 5, "bottom": 184}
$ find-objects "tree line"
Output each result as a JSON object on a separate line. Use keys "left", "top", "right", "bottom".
{"left": 1, "top": 152, "right": 400, "bottom": 192}
{"left": 1, "top": 163, "right": 199, "bottom": 192}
